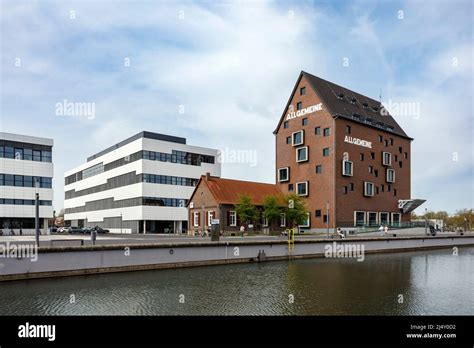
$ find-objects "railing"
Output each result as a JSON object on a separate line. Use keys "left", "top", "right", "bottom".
{"left": 336, "top": 221, "right": 423, "bottom": 234}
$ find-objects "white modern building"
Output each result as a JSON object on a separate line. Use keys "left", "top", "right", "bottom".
{"left": 64, "top": 131, "right": 220, "bottom": 234}
{"left": 0, "top": 132, "right": 54, "bottom": 235}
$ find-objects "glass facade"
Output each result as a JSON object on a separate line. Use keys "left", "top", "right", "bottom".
{"left": 0, "top": 140, "right": 52, "bottom": 162}
{"left": 0, "top": 174, "right": 52, "bottom": 188}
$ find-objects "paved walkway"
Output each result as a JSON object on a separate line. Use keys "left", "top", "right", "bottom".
{"left": 0, "top": 230, "right": 471, "bottom": 247}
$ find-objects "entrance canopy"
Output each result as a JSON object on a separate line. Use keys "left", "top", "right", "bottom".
{"left": 398, "top": 199, "right": 426, "bottom": 214}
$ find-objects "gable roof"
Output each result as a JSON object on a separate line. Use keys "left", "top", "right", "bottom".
{"left": 274, "top": 71, "right": 412, "bottom": 140}
{"left": 188, "top": 175, "right": 283, "bottom": 206}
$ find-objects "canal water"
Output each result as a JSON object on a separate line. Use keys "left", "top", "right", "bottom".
{"left": 0, "top": 247, "right": 472, "bottom": 315}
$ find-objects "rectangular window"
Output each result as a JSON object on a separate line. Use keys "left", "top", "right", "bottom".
{"left": 346, "top": 125, "right": 351, "bottom": 134}
{"left": 299, "top": 213, "right": 310, "bottom": 227}
{"left": 33, "top": 150, "right": 41, "bottom": 161}
{"left": 278, "top": 167, "right": 289, "bottom": 182}
{"left": 380, "top": 212, "right": 389, "bottom": 225}
{"left": 371, "top": 152, "right": 375, "bottom": 160}
{"left": 394, "top": 189, "right": 397, "bottom": 196}
{"left": 349, "top": 183, "right": 354, "bottom": 191}
{"left": 302, "top": 118, "right": 308, "bottom": 126}
{"left": 360, "top": 153, "right": 364, "bottom": 161}
{"left": 323, "top": 127, "right": 330, "bottom": 136}
{"left": 391, "top": 213, "right": 401, "bottom": 227}
{"left": 355, "top": 211, "right": 365, "bottom": 226}
{"left": 0, "top": 174, "right": 3, "bottom": 186}
{"left": 4, "top": 174, "right": 14, "bottom": 186}
{"left": 297, "top": 102, "right": 303, "bottom": 110}
{"left": 41, "top": 151, "right": 52, "bottom": 162}
{"left": 229, "top": 211, "right": 237, "bottom": 226}
{"left": 4, "top": 146, "right": 14, "bottom": 159}
{"left": 193, "top": 212, "right": 199, "bottom": 227}
{"left": 284, "top": 121, "right": 289, "bottom": 129}
{"left": 390, "top": 138, "right": 394, "bottom": 145}
{"left": 382, "top": 152, "right": 392, "bottom": 166}
{"left": 315, "top": 165, "right": 322, "bottom": 174}
{"left": 342, "top": 186, "right": 348, "bottom": 194}
{"left": 368, "top": 212, "right": 378, "bottom": 226}
{"left": 300, "top": 87, "right": 306, "bottom": 96}
{"left": 364, "top": 182, "right": 374, "bottom": 197}
{"left": 207, "top": 211, "right": 214, "bottom": 226}
{"left": 280, "top": 213, "right": 286, "bottom": 227}
{"left": 381, "top": 184, "right": 384, "bottom": 192}
{"left": 368, "top": 165, "right": 373, "bottom": 174}
{"left": 323, "top": 215, "right": 328, "bottom": 224}
{"left": 384, "top": 139, "right": 389, "bottom": 147}
{"left": 14, "top": 148, "right": 23, "bottom": 160}
{"left": 23, "top": 148, "right": 32, "bottom": 160}
{"left": 315, "top": 210, "right": 321, "bottom": 217}
{"left": 24, "top": 176, "right": 33, "bottom": 187}
{"left": 315, "top": 127, "right": 321, "bottom": 135}
{"left": 296, "top": 146, "right": 308, "bottom": 162}
{"left": 404, "top": 152, "right": 408, "bottom": 159}
{"left": 323, "top": 148, "right": 330, "bottom": 156}
{"left": 292, "top": 130, "right": 304, "bottom": 146}
{"left": 296, "top": 181, "right": 308, "bottom": 196}
{"left": 399, "top": 161, "right": 403, "bottom": 168}
{"left": 286, "top": 136, "right": 291, "bottom": 144}
{"left": 262, "top": 215, "right": 269, "bottom": 227}
{"left": 386, "top": 169, "right": 395, "bottom": 183}
{"left": 14, "top": 175, "right": 23, "bottom": 187}
{"left": 342, "top": 160, "right": 353, "bottom": 176}
{"left": 399, "top": 146, "right": 403, "bottom": 153}
{"left": 288, "top": 183, "right": 294, "bottom": 192}
{"left": 379, "top": 135, "right": 383, "bottom": 143}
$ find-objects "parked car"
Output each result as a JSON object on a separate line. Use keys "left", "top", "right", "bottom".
{"left": 81, "top": 227, "right": 92, "bottom": 234}
{"left": 92, "top": 226, "right": 109, "bottom": 234}
{"left": 68, "top": 226, "right": 82, "bottom": 234}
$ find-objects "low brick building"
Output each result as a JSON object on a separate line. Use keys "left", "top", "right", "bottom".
{"left": 187, "top": 173, "right": 286, "bottom": 235}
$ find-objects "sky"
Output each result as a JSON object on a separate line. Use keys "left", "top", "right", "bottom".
{"left": 0, "top": 0, "right": 472, "bottom": 215}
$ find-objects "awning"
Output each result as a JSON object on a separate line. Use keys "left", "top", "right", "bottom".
{"left": 398, "top": 199, "right": 426, "bottom": 214}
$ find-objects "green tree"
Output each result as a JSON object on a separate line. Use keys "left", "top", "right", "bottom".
{"left": 234, "top": 194, "right": 257, "bottom": 229}
{"left": 284, "top": 194, "right": 308, "bottom": 228}
{"left": 262, "top": 195, "right": 282, "bottom": 232}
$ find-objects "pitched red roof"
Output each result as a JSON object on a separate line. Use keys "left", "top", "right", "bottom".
{"left": 195, "top": 175, "right": 284, "bottom": 205}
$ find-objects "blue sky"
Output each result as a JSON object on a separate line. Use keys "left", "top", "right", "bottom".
{"left": 1, "top": 0, "right": 472, "bottom": 214}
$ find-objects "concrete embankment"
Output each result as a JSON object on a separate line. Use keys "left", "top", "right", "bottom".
{"left": 0, "top": 235, "right": 473, "bottom": 281}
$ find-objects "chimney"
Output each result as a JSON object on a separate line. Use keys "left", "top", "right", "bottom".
{"left": 205, "top": 172, "right": 211, "bottom": 181}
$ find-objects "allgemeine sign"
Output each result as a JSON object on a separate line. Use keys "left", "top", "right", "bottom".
{"left": 286, "top": 103, "right": 323, "bottom": 120}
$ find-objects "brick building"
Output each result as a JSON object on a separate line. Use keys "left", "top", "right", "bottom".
{"left": 274, "top": 71, "right": 422, "bottom": 231}
{"left": 187, "top": 173, "right": 286, "bottom": 235}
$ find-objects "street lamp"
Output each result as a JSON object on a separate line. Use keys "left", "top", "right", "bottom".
{"left": 34, "top": 178, "right": 40, "bottom": 247}
{"left": 326, "top": 201, "right": 330, "bottom": 239}
{"left": 424, "top": 208, "right": 428, "bottom": 235}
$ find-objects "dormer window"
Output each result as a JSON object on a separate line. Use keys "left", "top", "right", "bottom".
{"left": 351, "top": 97, "right": 357, "bottom": 104}
{"left": 337, "top": 92, "right": 344, "bottom": 99}
{"left": 362, "top": 102, "right": 369, "bottom": 108}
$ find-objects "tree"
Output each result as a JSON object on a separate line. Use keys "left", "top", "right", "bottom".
{"left": 234, "top": 194, "right": 257, "bottom": 229}
{"left": 284, "top": 194, "right": 308, "bottom": 228}
{"left": 262, "top": 195, "right": 282, "bottom": 232}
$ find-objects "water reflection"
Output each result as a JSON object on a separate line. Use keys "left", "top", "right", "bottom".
{"left": 0, "top": 248, "right": 472, "bottom": 315}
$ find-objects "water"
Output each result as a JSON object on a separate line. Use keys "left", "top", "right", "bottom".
{"left": 0, "top": 248, "right": 473, "bottom": 315}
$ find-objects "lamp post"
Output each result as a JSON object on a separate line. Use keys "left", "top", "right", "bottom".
{"left": 34, "top": 178, "right": 40, "bottom": 247}
{"left": 326, "top": 201, "right": 330, "bottom": 239}
{"left": 424, "top": 208, "right": 428, "bottom": 235}
{"left": 120, "top": 212, "right": 123, "bottom": 234}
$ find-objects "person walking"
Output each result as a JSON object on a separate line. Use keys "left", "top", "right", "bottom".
{"left": 378, "top": 225, "right": 384, "bottom": 236}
